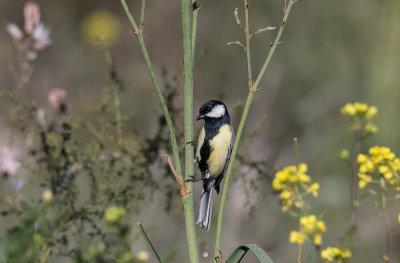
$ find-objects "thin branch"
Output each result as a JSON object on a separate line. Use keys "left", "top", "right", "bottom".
{"left": 249, "top": 26, "right": 276, "bottom": 38}
{"left": 227, "top": 41, "right": 246, "bottom": 51}
{"left": 215, "top": 0, "right": 297, "bottom": 257}
{"left": 119, "top": 0, "right": 181, "bottom": 174}
{"left": 350, "top": 131, "right": 361, "bottom": 227}
{"left": 234, "top": 8, "right": 246, "bottom": 32}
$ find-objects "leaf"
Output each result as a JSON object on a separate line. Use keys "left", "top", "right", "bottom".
{"left": 226, "top": 244, "right": 274, "bottom": 263}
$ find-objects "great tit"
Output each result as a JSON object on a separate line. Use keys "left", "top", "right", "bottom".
{"left": 191, "top": 100, "right": 235, "bottom": 231}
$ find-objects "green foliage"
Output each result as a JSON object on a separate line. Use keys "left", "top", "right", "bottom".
{"left": 0, "top": 48, "right": 182, "bottom": 262}
{"left": 226, "top": 244, "right": 274, "bottom": 263}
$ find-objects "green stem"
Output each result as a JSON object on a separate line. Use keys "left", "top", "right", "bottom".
{"left": 293, "top": 138, "right": 303, "bottom": 263}
{"left": 350, "top": 132, "right": 361, "bottom": 227}
{"left": 181, "top": 0, "right": 199, "bottom": 262}
{"left": 215, "top": 0, "right": 296, "bottom": 258}
{"left": 140, "top": 0, "right": 146, "bottom": 26}
{"left": 137, "top": 222, "right": 163, "bottom": 263}
{"left": 381, "top": 193, "right": 391, "bottom": 262}
{"left": 119, "top": 0, "right": 181, "bottom": 173}
{"left": 244, "top": 0, "right": 253, "bottom": 86}
{"left": 192, "top": 0, "right": 199, "bottom": 59}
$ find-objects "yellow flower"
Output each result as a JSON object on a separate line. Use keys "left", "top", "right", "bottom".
{"left": 137, "top": 251, "right": 149, "bottom": 262}
{"left": 280, "top": 190, "right": 292, "bottom": 199}
{"left": 314, "top": 234, "right": 322, "bottom": 245}
{"left": 321, "top": 247, "right": 352, "bottom": 262}
{"left": 105, "top": 206, "right": 126, "bottom": 223}
{"left": 273, "top": 163, "right": 319, "bottom": 212}
{"left": 341, "top": 103, "right": 356, "bottom": 116}
{"left": 289, "top": 231, "right": 306, "bottom": 244}
{"left": 357, "top": 154, "right": 368, "bottom": 164}
{"left": 339, "top": 149, "right": 349, "bottom": 160}
{"left": 296, "top": 215, "right": 326, "bottom": 245}
{"left": 42, "top": 189, "right": 53, "bottom": 202}
{"left": 317, "top": 220, "right": 327, "bottom": 232}
{"left": 358, "top": 146, "right": 400, "bottom": 190}
{"left": 398, "top": 213, "right": 400, "bottom": 224}
{"left": 364, "top": 123, "right": 378, "bottom": 134}
{"left": 81, "top": 10, "right": 121, "bottom": 46}
{"left": 366, "top": 106, "right": 378, "bottom": 118}
{"left": 307, "top": 183, "right": 320, "bottom": 197}
{"left": 353, "top": 102, "right": 368, "bottom": 113}
{"left": 378, "top": 165, "right": 389, "bottom": 174}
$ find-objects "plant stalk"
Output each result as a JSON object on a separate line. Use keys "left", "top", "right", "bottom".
{"left": 381, "top": 193, "right": 391, "bottom": 263}
{"left": 293, "top": 138, "right": 303, "bottom": 263}
{"left": 119, "top": 0, "right": 181, "bottom": 173}
{"left": 181, "top": 0, "right": 199, "bottom": 262}
{"left": 350, "top": 132, "right": 361, "bottom": 227}
{"left": 215, "top": 0, "right": 296, "bottom": 259}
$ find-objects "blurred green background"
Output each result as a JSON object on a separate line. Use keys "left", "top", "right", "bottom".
{"left": 1, "top": 0, "right": 400, "bottom": 262}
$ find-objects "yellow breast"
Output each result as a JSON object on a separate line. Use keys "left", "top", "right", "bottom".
{"left": 208, "top": 124, "right": 232, "bottom": 177}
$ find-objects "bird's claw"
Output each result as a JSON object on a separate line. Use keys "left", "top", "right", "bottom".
{"left": 185, "top": 175, "right": 199, "bottom": 182}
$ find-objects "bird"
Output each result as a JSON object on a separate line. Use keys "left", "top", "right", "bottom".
{"left": 188, "top": 100, "right": 235, "bottom": 231}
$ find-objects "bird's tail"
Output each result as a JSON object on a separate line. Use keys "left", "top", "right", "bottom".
{"left": 196, "top": 188, "right": 215, "bottom": 231}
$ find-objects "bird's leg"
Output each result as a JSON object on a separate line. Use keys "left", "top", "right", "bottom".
{"left": 185, "top": 175, "right": 200, "bottom": 182}
{"left": 185, "top": 170, "right": 210, "bottom": 182}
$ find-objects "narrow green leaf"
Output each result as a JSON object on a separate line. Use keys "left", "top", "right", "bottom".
{"left": 137, "top": 222, "right": 163, "bottom": 263}
{"left": 226, "top": 244, "right": 274, "bottom": 263}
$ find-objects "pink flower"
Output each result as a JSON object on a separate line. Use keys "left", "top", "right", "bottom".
{"left": 0, "top": 147, "right": 21, "bottom": 175}
{"left": 32, "top": 23, "right": 52, "bottom": 50}
{"left": 24, "top": 2, "right": 40, "bottom": 34}
{"left": 6, "top": 23, "right": 24, "bottom": 40}
{"left": 48, "top": 88, "right": 67, "bottom": 112}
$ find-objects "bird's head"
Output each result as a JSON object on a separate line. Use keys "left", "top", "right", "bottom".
{"left": 196, "top": 100, "right": 228, "bottom": 121}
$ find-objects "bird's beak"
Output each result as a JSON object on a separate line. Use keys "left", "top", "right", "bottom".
{"left": 196, "top": 114, "right": 205, "bottom": 121}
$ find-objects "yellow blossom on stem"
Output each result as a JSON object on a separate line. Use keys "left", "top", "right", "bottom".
{"left": 290, "top": 215, "right": 326, "bottom": 246}
{"left": 357, "top": 146, "right": 400, "bottom": 190}
{"left": 341, "top": 102, "right": 379, "bottom": 137}
{"left": 272, "top": 162, "right": 319, "bottom": 212}
{"left": 321, "top": 246, "right": 352, "bottom": 262}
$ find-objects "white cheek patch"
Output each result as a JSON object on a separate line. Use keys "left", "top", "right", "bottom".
{"left": 206, "top": 104, "right": 225, "bottom": 118}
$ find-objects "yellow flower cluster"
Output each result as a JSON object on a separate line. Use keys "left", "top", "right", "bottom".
{"left": 341, "top": 102, "right": 377, "bottom": 119}
{"left": 104, "top": 206, "right": 126, "bottom": 223}
{"left": 321, "top": 247, "right": 351, "bottom": 262}
{"left": 341, "top": 102, "right": 378, "bottom": 135}
{"left": 357, "top": 146, "right": 400, "bottom": 189}
{"left": 273, "top": 163, "right": 320, "bottom": 211}
{"left": 289, "top": 215, "right": 326, "bottom": 245}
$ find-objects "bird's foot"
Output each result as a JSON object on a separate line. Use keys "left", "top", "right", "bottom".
{"left": 185, "top": 175, "right": 200, "bottom": 182}
{"left": 186, "top": 140, "right": 197, "bottom": 146}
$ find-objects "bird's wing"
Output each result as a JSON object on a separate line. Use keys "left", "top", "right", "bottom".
{"left": 214, "top": 127, "right": 235, "bottom": 193}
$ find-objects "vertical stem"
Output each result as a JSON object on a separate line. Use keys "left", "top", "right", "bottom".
{"left": 244, "top": 0, "right": 253, "bottom": 87}
{"left": 350, "top": 132, "right": 361, "bottom": 226}
{"left": 119, "top": 0, "right": 181, "bottom": 173}
{"left": 293, "top": 138, "right": 303, "bottom": 263}
{"left": 214, "top": 0, "right": 296, "bottom": 258}
{"left": 101, "top": 44, "right": 123, "bottom": 148}
{"left": 381, "top": 193, "right": 391, "bottom": 263}
{"left": 181, "top": 0, "right": 199, "bottom": 262}
{"left": 192, "top": 0, "right": 199, "bottom": 58}
{"left": 140, "top": 0, "right": 146, "bottom": 26}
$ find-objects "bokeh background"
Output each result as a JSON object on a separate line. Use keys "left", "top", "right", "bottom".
{"left": 1, "top": 0, "right": 400, "bottom": 262}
